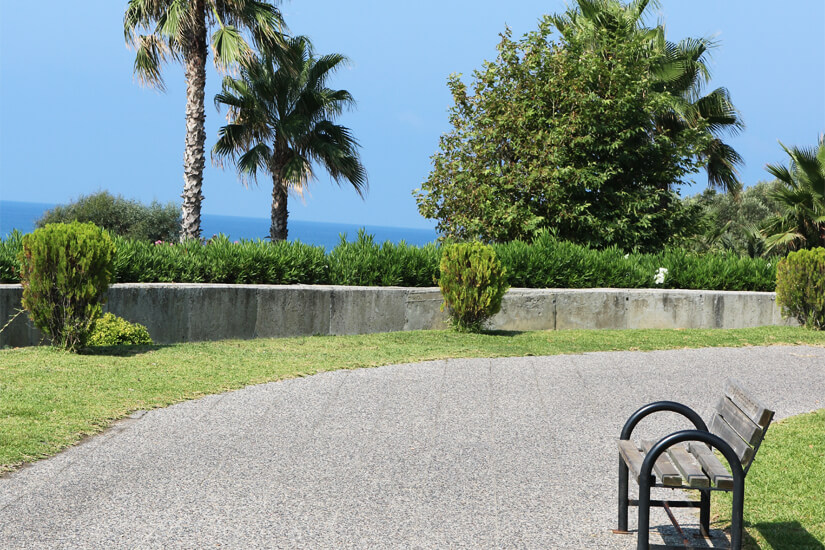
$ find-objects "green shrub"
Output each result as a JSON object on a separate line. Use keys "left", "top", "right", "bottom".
{"left": 327, "top": 230, "right": 440, "bottom": 286}
{"left": 19, "top": 222, "right": 115, "bottom": 351}
{"left": 37, "top": 191, "right": 180, "bottom": 242}
{"left": 438, "top": 242, "right": 509, "bottom": 332}
{"left": 775, "top": 248, "right": 825, "bottom": 329}
{"left": 0, "top": 229, "right": 23, "bottom": 283}
{"left": 87, "top": 313, "right": 153, "bottom": 346}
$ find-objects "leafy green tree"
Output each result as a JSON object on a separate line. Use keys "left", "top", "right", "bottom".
{"left": 416, "top": 17, "right": 706, "bottom": 251}
{"left": 550, "top": 0, "right": 744, "bottom": 193}
{"left": 124, "top": 0, "right": 284, "bottom": 241}
{"left": 762, "top": 137, "right": 825, "bottom": 252}
{"left": 37, "top": 191, "right": 180, "bottom": 242}
{"left": 213, "top": 36, "right": 367, "bottom": 242}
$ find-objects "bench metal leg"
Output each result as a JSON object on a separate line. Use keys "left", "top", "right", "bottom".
{"left": 699, "top": 489, "right": 710, "bottom": 536}
{"left": 731, "top": 485, "right": 744, "bottom": 549}
{"left": 618, "top": 457, "right": 629, "bottom": 532}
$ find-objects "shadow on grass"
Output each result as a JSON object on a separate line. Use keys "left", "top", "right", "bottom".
{"left": 81, "top": 344, "right": 170, "bottom": 357}
{"left": 481, "top": 330, "right": 526, "bottom": 337}
{"left": 751, "top": 521, "right": 824, "bottom": 550}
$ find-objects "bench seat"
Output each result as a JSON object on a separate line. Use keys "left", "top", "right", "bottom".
{"left": 618, "top": 440, "right": 732, "bottom": 489}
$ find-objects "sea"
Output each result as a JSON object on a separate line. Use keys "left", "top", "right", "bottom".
{"left": 0, "top": 200, "right": 438, "bottom": 249}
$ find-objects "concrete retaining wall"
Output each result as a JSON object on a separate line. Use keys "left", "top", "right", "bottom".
{"left": 0, "top": 284, "right": 794, "bottom": 347}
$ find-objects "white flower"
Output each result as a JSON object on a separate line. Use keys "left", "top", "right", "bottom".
{"left": 624, "top": 253, "right": 630, "bottom": 259}
{"left": 654, "top": 267, "right": 668, "bottom": 285}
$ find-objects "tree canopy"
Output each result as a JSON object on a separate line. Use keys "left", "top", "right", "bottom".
{"left": 416, "top": 0, "right": 741, "bottom": 252}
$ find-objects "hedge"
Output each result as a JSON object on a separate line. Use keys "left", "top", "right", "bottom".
{"left": 0, "top": 229, "right": 777, "bottom": 291}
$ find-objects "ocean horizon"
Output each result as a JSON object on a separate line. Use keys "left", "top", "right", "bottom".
{"left": 0, "top": 200, "right": 438, "bottom": 249}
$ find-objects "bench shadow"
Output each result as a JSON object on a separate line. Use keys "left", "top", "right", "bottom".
{"left": 81, "top": 344, "right": 170, "bottom": 357}
{"left": 654, "top": 525, "right": 731, "bottom": 548}
{"left": 654, "top": 521, "right": 824, "bottom": 549}
{"left": 753, "top": 521, "right": 824, "bottom": 550}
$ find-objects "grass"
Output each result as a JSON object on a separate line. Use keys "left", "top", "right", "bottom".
{"left": 712, "top": 408, "right": 825, "bottom": 549}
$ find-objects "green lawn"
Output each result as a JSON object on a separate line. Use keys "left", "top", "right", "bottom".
{"left": 1, "top": 326, "right": 824, "bottom": 548}
{"left": 713, "top": 409, "right": 825, "bottom": 549}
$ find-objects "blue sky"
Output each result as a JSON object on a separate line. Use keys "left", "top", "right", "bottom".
{"left": 1, "top": 1, "right": 823, "bottom": 230}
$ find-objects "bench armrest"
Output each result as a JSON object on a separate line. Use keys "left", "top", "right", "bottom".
{"left": 620, "top": 400, "right": 708, "bottom": 440}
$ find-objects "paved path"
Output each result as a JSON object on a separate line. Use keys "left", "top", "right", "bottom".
{"left": 1, "top": 346, "right": 824, "bottom": 549}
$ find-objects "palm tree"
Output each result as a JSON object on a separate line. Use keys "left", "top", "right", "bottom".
{"left": 213, "top": 36, "right": 367, "bottom": 242}
{"left": 762, "top": 137, "right": 825, "bottom": 252}
{"left": 549, "top": 0, "right": 744, "bottom": 194}
{"left": 124, "top": 0, "right": 284, "bottom": 241}
{"left": 652, "top": 37, "right": 744, "bottom": 194}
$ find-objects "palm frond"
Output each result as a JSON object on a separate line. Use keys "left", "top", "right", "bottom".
{"left": 244, "top": 1, "right": 288, "bottom": 53}
{"left": 124, "top": 0, "right": 150, "bottom": 42}
{"left": 159, "top": 0, "right": 191, "bottom": 40}
{"left": 124, "top": 0, "right": 170, "bottom": 39}
{"left": 234, "top": 142, "right": 273, "bottom": 185}
{"left": 787, "top": 144, "right": 825, "bottom": 193}
{"left": 214, "top": 123, "right": 251, "bottom": 156}
{"left": 279, "top": 150, "right": 312, "bottom": 195}
{"left": 694, "top": 87, "right": 744, "bottom": 136}
{"left": 765, "top": 161, "right": 796, "bottom": 187}
{"left": 306, "top": 53, "right": 348, "bottom": 88}
{"left": 132, "top": 34, "right": 173, "bottom": 90}
{"left": 704, "top": 138, "right": 743, "bottom": 194}
{"left": 763, "top": 227, "right": 805, "bottom": 252}
{"left": 303, "top": 122, "right": 367, "bottom": 197}
{"left": 211, "top": 25, "right": 251, "bottom": 70}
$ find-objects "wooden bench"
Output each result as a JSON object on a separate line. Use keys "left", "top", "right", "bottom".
{"left": 615, "top": 379, "right": 775, "bottom": 550}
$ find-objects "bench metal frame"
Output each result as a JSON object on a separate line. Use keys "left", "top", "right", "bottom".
{"left": 617, "top": 400, "right": 771, "bottom": 550}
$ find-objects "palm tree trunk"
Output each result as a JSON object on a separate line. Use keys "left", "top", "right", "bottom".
{"left": 180, "top": 0, "right": 208, "bottom": 241}
{"left": 270, "top": 173, "right": 288, "bottom": 242}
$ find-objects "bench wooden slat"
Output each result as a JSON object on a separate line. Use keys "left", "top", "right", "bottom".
{"left": 641, "top": 439, "right": 683, "bottom": 487}
{"left": 688, "top": 442, "right": 734, "bottom": 490}
{"left": 619, "top": 440, "right": 654, "bottom": 486}
{"left": 715, "top": 396, "right": 763, "bottom": 446}
{"left": 666, "top": 444, "right": 710, "bottom": 488}
{"left": 725, "top": 379, "right": 774, "bottom": 428}
{"left": 709, "top": 413, "right": 755, "bottom": 466}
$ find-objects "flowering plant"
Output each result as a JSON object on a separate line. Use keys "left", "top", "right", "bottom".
{"left": 653, "top": 267, "right": 668, "bottom": 285}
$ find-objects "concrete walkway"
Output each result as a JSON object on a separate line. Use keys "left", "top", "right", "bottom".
{"left": 1, "top": 346, "right": 824, "bottom": 549}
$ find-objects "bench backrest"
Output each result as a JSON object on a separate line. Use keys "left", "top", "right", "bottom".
{"left": 708, "top": 379, "right": 775, "bottom": 473}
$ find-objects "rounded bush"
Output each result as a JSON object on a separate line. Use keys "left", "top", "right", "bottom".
{"left": 87, "top": 313, "right": 153, "bottom": 346}
{"left": 37, "top": 191, "right": 180, "bottom": 242}
{"left": 438, "top": 242, "right": 509, "bottom": 332}
{"left": 19, "top": 222, "right": 115, "bottom": 351}
{"left": 775, "top": 248, "right": 825, "bottom": 330}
